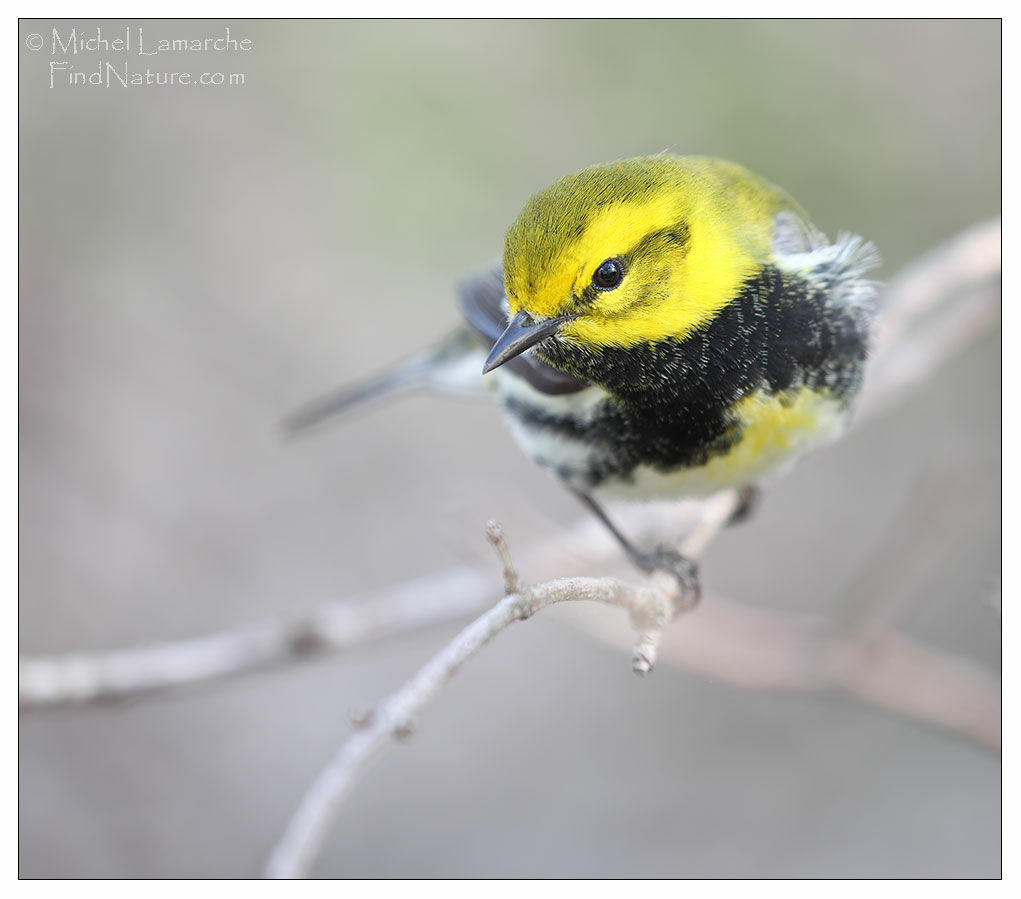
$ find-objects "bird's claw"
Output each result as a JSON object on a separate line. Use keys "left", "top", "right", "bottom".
{"left": 633, "top": 546, "right": 701, "bottom": 609}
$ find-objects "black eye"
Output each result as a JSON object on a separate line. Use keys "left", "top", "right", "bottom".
{"left": 592, "top": 258, "right": 624, "bottom": 290}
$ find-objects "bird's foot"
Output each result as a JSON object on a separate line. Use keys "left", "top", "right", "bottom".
{"left": 632, "top": 546, "right": 701, "bottom": 610}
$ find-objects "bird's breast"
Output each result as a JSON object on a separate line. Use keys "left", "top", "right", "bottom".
{"left": 493, "top": 362, "right": 852, "bottom": 498}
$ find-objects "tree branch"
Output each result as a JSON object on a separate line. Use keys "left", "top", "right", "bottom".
{"left": 19, "top": 567, "right": 493, "bottom": 710}
{"left": 265, "top": 508, "right": 732, "bottom": 878}
{"left": 266, "top": 472, "right": 999, "bottom": 878}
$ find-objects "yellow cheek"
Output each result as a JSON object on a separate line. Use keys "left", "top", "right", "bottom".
{"left": 561, "top": 232, "right": 759, "bottom": 348}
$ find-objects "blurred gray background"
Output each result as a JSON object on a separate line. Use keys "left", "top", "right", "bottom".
{"left": 20, "top": 20, "right": 999, "bottom": 877}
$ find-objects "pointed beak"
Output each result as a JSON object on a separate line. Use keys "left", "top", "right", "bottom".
{"left": 482, "top": 309, "right": 578, "bottom": 374}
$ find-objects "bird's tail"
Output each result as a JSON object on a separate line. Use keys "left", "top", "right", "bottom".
{"left": 283, "top": 328, "right": 484, "bottom": 435}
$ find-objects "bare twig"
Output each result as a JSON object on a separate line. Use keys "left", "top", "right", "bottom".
{"left": 872, "top": 218, "right": 1001, "bottom": 341}
{"left": 824, "top": 629, "right": 1000, "bottom": 751}
{"left": 267, "top": 488, "right": 747, "bottom": 877}
{"left": 266, "top": 527, "right": 681, "bottom": 879}
{"left": 19, "top": 568, "right": 493, "bottom": 710}
{"left": 858, "top": 218, "right": 1000, "bottom": 421}
{"left": 572, "top": 593, "right": 1000, "bottom": 753}
{"left": 266, "top": 463, "right": 1000, "bottom": 876}
{"left": 263, "top": 579, "right": 661, "bottom": 878}
{"left": 485, "top": 520, "right": 520, "bottom": 595}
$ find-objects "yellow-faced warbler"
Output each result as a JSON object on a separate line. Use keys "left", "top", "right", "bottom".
{"left": 287, "top": 155, "right": 880, "bottom": 600}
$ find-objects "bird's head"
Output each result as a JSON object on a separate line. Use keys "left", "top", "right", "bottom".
{"left": 484, "top": 155, "right": 801, "bottom": 375}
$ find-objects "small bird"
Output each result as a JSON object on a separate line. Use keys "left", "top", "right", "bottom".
{"left": 286, "top": 155, "right": 879, "bottom": 600}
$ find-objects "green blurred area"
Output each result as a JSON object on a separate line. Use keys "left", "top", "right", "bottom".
{"left": 264, "top": 20, "right": 999, "bottom": 265}
{"left": 246, "top": 21, "right": 999, "bottom": 261}
{"left": 19, "top": 19, "right": 1000, "bottom": 878}
{"left": 22, "top": 20, "right": 999, "bottom": 273}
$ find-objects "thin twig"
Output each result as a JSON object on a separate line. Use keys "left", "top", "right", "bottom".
{"left": 485, "top": 520, "right": 520, "bottom": 595}
{"left": 19, "top": 568, "right": 493, "bottom": 710}
{"left": 269, "top": 467, "right": 1005, "bottom": 879}
{"left": 265, "top": 563, "right": 669, "bottom": 879}
{"left": 265, "top": 469, "right": 999, "bottom": 876}
{"left": 266, "top": 509, "right": 742, "bottom": 877}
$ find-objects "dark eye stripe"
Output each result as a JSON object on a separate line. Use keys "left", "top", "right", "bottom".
{"left": 574, "top": 222, "right": 689, "bottom": 309}
{"left": 624, "top": 222, "right": 690, "bottom": 264}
